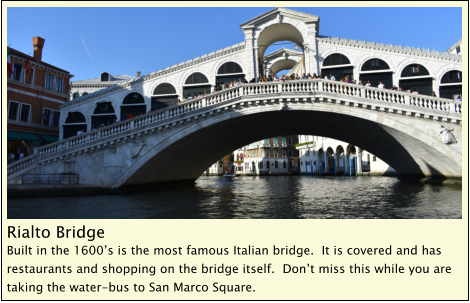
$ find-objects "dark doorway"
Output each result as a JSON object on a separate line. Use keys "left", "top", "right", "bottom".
{"left": 399, "top": 78, "right": 433, "bottom": 96}
{"left": 439, "top": 85, "right": 462, "bottom": 100}
{"left": 63, "top": 124, "right": 87, "bottom": 139}
{"left": 151, "top": 96, "right": 179, "bottom": 110}
{"left": 92, "top": 115, "right": 115, "bottom": 128}
{"left": 360, "top": 72, "right": 393, "bottom": 88}
{"left": 321, "top": 67, "right": 353, "bottom": 81}
{"left": 120, "top": 105, "right": 146, "bottom": 121}
{"left": 182, "top": 85, "right": 212, "bottom": 98}
{"left": 216, "top": 74, "right": 245, "bottom": 87}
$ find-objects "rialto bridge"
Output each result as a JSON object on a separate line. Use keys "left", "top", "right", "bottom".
{"left": 7, "top": 7, "right": 463, "bottom": 187}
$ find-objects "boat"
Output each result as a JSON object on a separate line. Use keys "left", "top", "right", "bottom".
{"left": 223, "top": 173, "right": 236, "bottom": 181}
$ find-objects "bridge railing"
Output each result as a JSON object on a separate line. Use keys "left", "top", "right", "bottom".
{"left": 7, "top": 153, "right": 37, "bottom": 176}
{"left": 37, "top": 78, "right": 462, "bottom": 160}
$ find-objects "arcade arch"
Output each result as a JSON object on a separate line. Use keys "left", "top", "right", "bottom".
{"left": 359, "top": 58, "right": 393, "bottom": 88}
{"left": 216, "top": 62, "right": 245, "bottom": 87}
{"left": 183, "top": 72, "right": 211, "bottom": 98}
{"left": 151, "top": 83, "right": 178, "bottom": 110}
{"left": 121, "top": 92, "right": 146, "bottom": 121}
{"left": 63, "top": 111, "right": 87, "bottom": 139}
{"left": 439, "top": 70, "right": 462, "bottom": 100}
{"left": 321, "top": 53, "right": 353, "bottom": 81}
{"left": 399, "top": 63, "right": 433, "bottom": 96}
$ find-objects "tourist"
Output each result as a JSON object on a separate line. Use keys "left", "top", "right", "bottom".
{"left": 188, "top": 94, "right": 193, "bottom": 100}
{"left": 358, "top": 80, "right": 364, "bottom": 86}
{"left": 243, "top": 79, "right": 248, "bottom": 83}
{"left": 77, "top": 129, "right": 84, "bottom": 135}
{"left": 91, "top": 125, "right": 96, "bottom": 130}
{"left": 177, "top": 100, "right": 181, "bottom": 104}
{"left": 391, "top": 85, "right": 398, "bottom": 91}
{"left": 148, "top": 109, "right": 152, "bottom": 113}
{"left": 311, "top": 73, "right": 316, "bottom": 79}
{"left": 106, "top": 122, "right": 111, "bottom": 126}
{"left": 100, "top": 124, "right": 105, "bottom": 128}
{"left": 378, "top": 81, "right": 385, "bottom": 89}
{"left": 399, "top": 88, "right": 404, "bottom": 92}
{"left": 366, "top": 81, "right": 371, "bottom": 87}
{"left": 255, "top": 77, "right": 260, "bottom": 83}
{"left": 457, "top": 94, "right": 462, "bottom": 101}
{"left": 273, "top": 75, "right": 279, "bottom": 82}
{"left": 412, "top": 89, "right": 419, "bottom": 94}
{"left": 203, "top": 89, "right": 208, "bottom": 96}
{"left": 126, "top": 113, "right": 134, "bottom": 119}
{"left": 302, "top": 73, "right": 307, "bottom": 79}
{"left": 431, "top": 91, "right": 437, "bottom": 97}
{"left": 344, "top": 76, "right": 350, "bottom": 83}
{"left": 330, "top": 74, "right": 336, "bottom": 81}
{"left": 172, "top": 101, "right": 175, "bottom": 105}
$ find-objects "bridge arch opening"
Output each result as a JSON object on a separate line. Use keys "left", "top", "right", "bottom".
{"left": 399, "top": 64, "right": 432, "bottom": 95}
{"left": 92, "top": 102, "right": 116, "bottom": 128}
{"left": 336, "top": 145, "right": 345, "bottom": 174}
{"left": 321, "top": 53, "right": 353, "bottom": 81}
{"left": 151, "top": 83, "right": 178, "bottom": 110}
{"left": 439, "top": 70, "right": 462, "bottom": 100}
{"left": 359, "top": 58, "right": 393, "bottom": 88}
{"left": 216, "top": 62, "right": 244, "bottom": 88}
{"left": 63, "top": 112, "right": 87, "bottom": 139}
{"left": 183, "top": 72, "right": 211, "bottom": 98}
{"left": 270, "top": 59, "right": 298, "bottom": 75}
{"left": 121, "top": 92, "right": 146, "bottom": 121}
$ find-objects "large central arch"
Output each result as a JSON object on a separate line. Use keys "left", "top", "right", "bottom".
{"left": 112, "top": 105, "right": 461, "bottom": 188}
{"left": 257, "top": 23, "right": 305, "bottom": 59}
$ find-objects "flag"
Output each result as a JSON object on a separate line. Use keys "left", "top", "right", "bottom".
{"left": 7, "top": 48, "right": 13, "bottom": 74}
{"left": 24, "top": 58, "right": 32, "bottom": 84}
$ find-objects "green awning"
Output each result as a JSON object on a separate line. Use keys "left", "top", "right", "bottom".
{"left": 40, "top": 135, "right": 59, "bottom": 142}
{"left": 7, "top": 131, "right": 41, "bottom": 142}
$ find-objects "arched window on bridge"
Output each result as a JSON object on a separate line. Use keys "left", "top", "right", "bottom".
{"left": 82, "top": 92, "right": 88, "bottom": 96}
{"left": 439, "top": 70, "right": 462, "bottom": 100}
{"left": 92, "top": 102, "right": 116, "bottom": 128}
{"left": 359, "top": 58, "right": 392, "bottom": 88}
{"left": 101, "top": 72, "right": 110, "bottom": 82}
{"left": 72, "top": 93, "right": 80, "bottom": 100}
{"left": 216, "top": 62, "right": 244, "bottom": 88}
{"left": 399, "top": 64, "right": 432, "bottom": 96}
{"left": 63, "top": 112, "right": 87, "bottom": 139}
{"left": 321, "top": 53, "right": 353, "bottom": 81}
{"left": 183, "top": 72, "right": 211, "bottom": 98}
{"left": 121, "top": 92, "right": 146, "bottom": 121}
{"left": 151, "top": 83, "right": 178, "bottom": 111}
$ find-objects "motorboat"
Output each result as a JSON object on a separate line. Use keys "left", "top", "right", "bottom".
{"left": 223, "top": 173, "right": 236, "bottom": 181}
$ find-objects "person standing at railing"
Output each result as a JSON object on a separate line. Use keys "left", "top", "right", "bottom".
{"left": 358, "top": 80, "right": 364, "bottom": 86}
{"left": 431, "top": 91, "right": 437, "bottom": 97}
{"left": 255, "top": 77, "right": 260, "bottom": 83}
{"left": 390, "top": 85, "right": 398, "bottom": 91}
{"left": 344, "top": 76, "right": 350, "bottom": 83}
{"left": 302, "top": 73, "right": 307, "bottom": 79}
{"left": 412, "top": 89, "right": 419, "bottom": 95}
{"left": 273, "top": 75, "right": 279, "bottom": 82}
{"left": 378, "top": 81, "right": 385, "bottom": 89}
{"left": 329, "top": 74, "right": 336, "bottom": 81}
{"left": 366, "top": 81, "right": 371, "bottom": 87}
{"left": 457, "top": 94, "right": 462, "bottom": 101}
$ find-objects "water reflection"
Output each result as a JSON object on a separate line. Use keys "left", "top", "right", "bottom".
{"left": 7, "top": 176, "right": 461, "bottom": 219}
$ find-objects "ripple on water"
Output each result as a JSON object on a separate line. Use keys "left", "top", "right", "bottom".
{"left": 7, "top": 176, "right": 462, "bottom": 219}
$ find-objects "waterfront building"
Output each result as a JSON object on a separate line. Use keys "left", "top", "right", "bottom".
{"left": 231, "top": 136, "right": 299, "bottom": 175}
{"left": 58, "top": 7, "right": 462, "bottom": 140}
{"left": 296, "top": 136, "right": 396, "bottom": 176}
{"left": 7, "top": 37, "right": 73, "bottom": 163}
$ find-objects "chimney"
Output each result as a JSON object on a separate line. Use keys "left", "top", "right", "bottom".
{"left": 32, "top": 36, "right": 45, "bottom": 62}
{"left": 137, "top": 71, "right": 141, "bottom": 78}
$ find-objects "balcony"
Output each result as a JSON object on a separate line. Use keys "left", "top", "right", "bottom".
{"left": 273, "top": 144, "right": 279, "bottom": 148}
{"left": 282, "top": 144, "right": 287, "bottom": 148}
{"left": 260, "top": 143, "right": 270, "bottom": 148}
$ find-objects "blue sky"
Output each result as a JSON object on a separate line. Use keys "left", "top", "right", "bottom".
{"left": 7, "top": 7, "right": 462, "bottom": 81}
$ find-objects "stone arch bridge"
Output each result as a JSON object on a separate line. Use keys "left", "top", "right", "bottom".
{"left": 8, "top": 79, "right": 462, "bottom": 187}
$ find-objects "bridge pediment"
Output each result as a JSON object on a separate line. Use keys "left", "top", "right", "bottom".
{"left": 240, "top": 7, "right": 319, "bottom": 30}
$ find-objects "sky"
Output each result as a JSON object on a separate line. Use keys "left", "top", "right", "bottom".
{"left": 7, "top": 6, "right": 463, "bottom": 81}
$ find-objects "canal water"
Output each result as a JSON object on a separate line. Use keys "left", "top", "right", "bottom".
{"left": 8, "top": 176, "right": 461, "bottom": 219}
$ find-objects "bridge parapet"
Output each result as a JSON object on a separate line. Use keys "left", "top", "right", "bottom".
{"left": 37, "top": 79, "right": 462, "bottom": 163}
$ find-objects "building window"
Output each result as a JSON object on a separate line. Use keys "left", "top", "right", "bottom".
{"left": 42, "top": 108, "right": 52, "bottom": 125}
{"left": 25, "top": 68, "right": 35, "bottom": 85}
{"left": 8, "top": 101, "right": 20, "bottom": 120}
{"left": 274, "top": 150, "right": 278, "bottom": 157}
{"left": 283, "top": 161, "right": 287, "bottom": 168}
{"left": 306, "top": 150, "right": 310, "bottom": 157}
{"left": 289, "top": 150, "right": 293, "bottom": 157}
{"left": 371, "top": 59, "right": 379, "bottom": 67}
{"left": 282, "top": 137, "right": 286, "bottom": 145}
{"left": 13, "top": 63, "right": 23, "bottom": 81}
{"left": 101, "top": 73, "right": 109, "bottom": 82}
{"left": 282, "top": 151, "right": 286, "bottom": 157}
{"left": 73, "top": 93, "right": 80, "bottom": 99}
{"left": 456, "top": 46, "right": 461, "bottom": 53}
{"left": 56, "top": 77, "right": 63, "bottom": 93}
{"left": 289, "top": 161, "right": 293, "bottom": 168}
{"left": 46, "top": 74, "right": 54, "bottom": 90}
{"left": 20, "top": 104, "right": 31, "bottom": 123}
{"left": 373, "top": 156, "right": 376, "bottom": 162}
{"left": 410, "top": 65, "right": 420, "bottom": 74}
{"left": 301, "top": 162, "right": 303, "bottom": 166}
{"left": 275, "top": 161, "right": 278, "bottom": 168}
{"left": 52, "top": 111, "right": 60, "bottom": 127}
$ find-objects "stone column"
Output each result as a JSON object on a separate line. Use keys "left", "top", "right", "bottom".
{"left": 305, "top": 22, "right": 318, "bottom": 75}
{"left": 243, "top": 27, "right": 255, "bottom": 80}
{"left": 324, "top": 153, "right": 329, "bottom": 173}
{"left": 357, "top": 147, "right": 363, "bottom": 175}
{"left": 345, "top": 153, "right": 350, "bottom": 174}
{"left": 253, "top": 46, "right": 260, "bottom": 79}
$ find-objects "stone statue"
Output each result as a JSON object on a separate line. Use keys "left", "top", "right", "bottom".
{"left": 439, "top": 125, "right": 456, "bottom": 144}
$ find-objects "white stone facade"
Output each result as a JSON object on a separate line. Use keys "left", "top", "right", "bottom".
{"left": 297, "top": 135, "right": 396, "bottom": 176}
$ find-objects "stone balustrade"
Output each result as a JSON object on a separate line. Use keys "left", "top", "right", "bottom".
{"left": 36, "top": 78, "right": 462, "bottom": 162}
{"left": 7, "top": 154, "right": 37, "bottom": 176}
